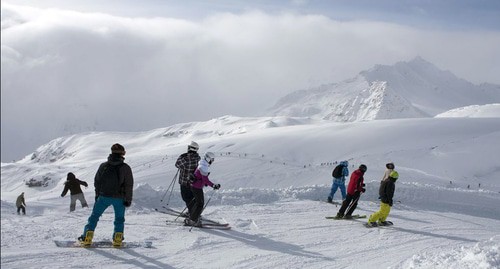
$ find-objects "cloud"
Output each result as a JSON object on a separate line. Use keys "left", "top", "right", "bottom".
{"left": 1, "top": 3, "right": 500, "bottom": 161}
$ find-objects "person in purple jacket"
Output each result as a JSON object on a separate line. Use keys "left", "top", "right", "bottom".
{"left": 184, "top": 152, "right": 221, "bottom": 227}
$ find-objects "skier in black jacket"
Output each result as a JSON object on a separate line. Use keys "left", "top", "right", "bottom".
{"left": 175, "top": 141, "right": 201, "bottom": 217}
{"left": 61, "top": 172, "right": 88, "bottom": 212}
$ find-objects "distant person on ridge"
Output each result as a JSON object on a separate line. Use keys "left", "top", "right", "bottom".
{"left": 79, "top": 143, "right": 134, "bottom": 247}
{"left": 16, "top": 192, "right": 26, "bottom": 215}
{"left": 335, "top": 164, "right": 367, "bottom": 219}
{"left": 61, "top": 172, "right": 89, "bottom": 212}
{"left": 184, "top": 152, "right": 221, "bottom": 227}
{"left": 367, "top": 170, "right": 399, "bottom": 227}
{"left": 327, "top": 160, "right": 349, "bottom": 203}
{"left": 175, "top": 141, "right": 201, "bottom": 217}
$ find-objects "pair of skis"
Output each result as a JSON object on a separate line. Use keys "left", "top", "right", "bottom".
{"left": 156, "top": 206, "right": 231, "bottom": 230}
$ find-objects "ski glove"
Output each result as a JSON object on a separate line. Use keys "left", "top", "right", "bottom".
{"left": 361, "top": 188, "right": 366, "bottom": 193}
{"left": 123, "top": 201, "right": 131, "bottom": 207}
{"left": 213, "top": 184, "right": 221, "bottom": 190}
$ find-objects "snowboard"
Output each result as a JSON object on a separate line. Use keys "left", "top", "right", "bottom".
{"left": 364, "top": 221, "right": 394, "bottom": 228}
{"left": 54, "top": 240, "right": 153, "bottom": 248}
{"left": 325, "top": 214, "right": 366, "bottom": 220}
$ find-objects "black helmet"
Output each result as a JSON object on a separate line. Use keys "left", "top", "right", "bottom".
{"left": 359, "top": 164, "right": 367, "bottom": 172}
{"left": 386, "top": 162, "right": 395, "bottom": 169}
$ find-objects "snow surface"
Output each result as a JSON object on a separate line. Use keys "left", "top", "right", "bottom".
{"left": 435, "top": 104, "right": 500, "bottom": 118}
{"left": 2, "top": 114, "right": 500, "bottom": 269}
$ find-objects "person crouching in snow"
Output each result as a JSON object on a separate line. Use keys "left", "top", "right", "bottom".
{"left": 185, "top": 152, "right": 221, "bottom": 227}
{"left": 61, "top": 172, "right": 89, "bottom": 212}
{"left": 367, "top": 170, "right": 399, "bottom": 227}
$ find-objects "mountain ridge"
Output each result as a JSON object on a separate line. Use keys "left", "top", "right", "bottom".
{"left": 269, "top": 57, "right": 500, "bottom": 121}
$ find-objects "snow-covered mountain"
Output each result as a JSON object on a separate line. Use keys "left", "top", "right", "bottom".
{"left": 435, "top": 103, "right": 500, "bottom": 118}
{"left": 2, "top": 112, "right": 500, "bottom": 268}
{"left": 269, "top": 57, "right": 500, "bottom": 121}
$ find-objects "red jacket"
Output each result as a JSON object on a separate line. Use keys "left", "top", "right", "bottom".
{"left": 347, "top": 169, "right": 365, "bottom": 195}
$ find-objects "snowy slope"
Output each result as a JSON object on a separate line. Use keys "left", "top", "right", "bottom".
{"left": 435, "top": 103, "right": 500, "bottom": 118}
{"left": 269, "top": 57, "right": 500, "bottom": 121}
{"left": 2, "top": 114, "right": 500, "bottom": 268}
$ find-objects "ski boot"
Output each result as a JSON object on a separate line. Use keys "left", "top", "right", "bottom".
{"left": 78, "top": 230, "right": 94, "bottom": 247}
{"left": 113, "top": 232, "right": 123, "bottom": 247}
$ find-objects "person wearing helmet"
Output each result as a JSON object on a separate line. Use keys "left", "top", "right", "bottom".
{"left": 335, "top": 164, "right": 367, "bottom": 219}
{"left": 175, "top": 141, "right": 201, "bottom": 217}
{"left": 184, "top": 152, "right": 221, "bottom": 227}
{"left": 327, "top": 160, "right": 349, "bottom": 203}
{"left": 367, "top": 170, "right": 399, "bottom": 227}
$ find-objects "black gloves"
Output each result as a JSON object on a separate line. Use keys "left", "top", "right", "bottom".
{"left": 123, "top": 201, "right": 131, "bottom": 207}
{"left": 361, "top": 188, "right": 366, "bottom": 193}
{"left": 95, "top": 195, "right": 99, "bottom": 202}
{"left": 83, "top": 182, "right": 88, "bottom": 187}
{"left": 213, "top": 184, "right": 221, "bottom": 190}
{"left": 361, "top": 183, "right": 366, "bottom": 187}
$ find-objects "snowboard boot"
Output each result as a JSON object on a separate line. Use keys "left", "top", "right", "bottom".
{"left": 367, "top": 222, "right": 378, "bottom": 227}
{"left": 378, "top": 221, "right": 393, "bottom": 226}
{"left": 327, "top": 197, "right": 333, "bottom": 203}
{"left": 78, "top": 230, "right": 94, "bottom": 247}
{"left": 113, "top": 232, "right": 123, "bottom": 247}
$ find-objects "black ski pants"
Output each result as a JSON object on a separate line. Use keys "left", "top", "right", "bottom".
{"left": 180, "top": 184, "right": 195, "bottom": 215}
{"left": 189, "top": 187, "right": 205, "bottom": 222}
{"left": 337, "top": 192, "right": 360, "bottom": 217}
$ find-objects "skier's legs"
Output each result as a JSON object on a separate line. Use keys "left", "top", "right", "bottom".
{"left": 328, "top": 179, "right": 339, "bottom": 199}
{"left": 345, "top": 192, "right": 360, "bottom": 216}
{"left": 180, "top": 184, "right": 194, "bottom": 214}
{"left": 339, "top": 184, "right": 347, "bottom": 200}
{"left": 111, "top": 198, "right": 126, "bottom": 236}
{"left": 337, "top": 194, "right": 354, "bottom": 216}
{"left": 75, "top": 193, "right": 89, "bottom": 208}
{"left": 70, "top": 194, "right": 77, "bottom": 212}
{"left": 189, "top": 187, "right": 205, "bottom": 222}
{"left": 82, "top": 196, "right": 110, "bottom": 236}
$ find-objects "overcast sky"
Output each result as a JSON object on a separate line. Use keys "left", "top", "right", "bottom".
{"left": 2, "top": 0, "right": 500, "bottom": 161}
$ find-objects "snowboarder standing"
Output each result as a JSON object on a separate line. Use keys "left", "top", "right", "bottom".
{"left": 175, "top": 141, "right": 201, "bottom": 217}
{"left": 61, "top": 172, "right": 89, "bottom": 212}
{"left": 335, "top": 164, "right": 367, "bottom": 219}
{"left": 79, "top": 143, "right": 134, "bottom": 247}
{"left": 16, "top": 192, "right": 26, "bottom": 215}
{"left": 367, "top": 170, "right": 399, "bottom": 227}
{"left": 327, "top": 160, "right": 349, "bottom": 203}
{"left": 184, "top": 152, "right": 221, "bottom": 227}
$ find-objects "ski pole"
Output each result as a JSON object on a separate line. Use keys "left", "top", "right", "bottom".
{"left": 161, "top": 169, "right": 179, "bottom": 204}
{"left": 345, "top": 193, "right": 361, "bottom": 215}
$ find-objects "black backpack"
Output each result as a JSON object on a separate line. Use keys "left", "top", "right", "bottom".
{"left": 332, "top": 164, "right": 343, "bottom": 178}
{"left": 97, "top": 163, "right": 124, "bottom": 196}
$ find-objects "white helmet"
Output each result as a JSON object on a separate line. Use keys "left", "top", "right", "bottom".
{"left": 188, "top": 141, "right": 199, "bottom": 152}
{"left": 204, "top": 152, "right": 215, "bottom": 163}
